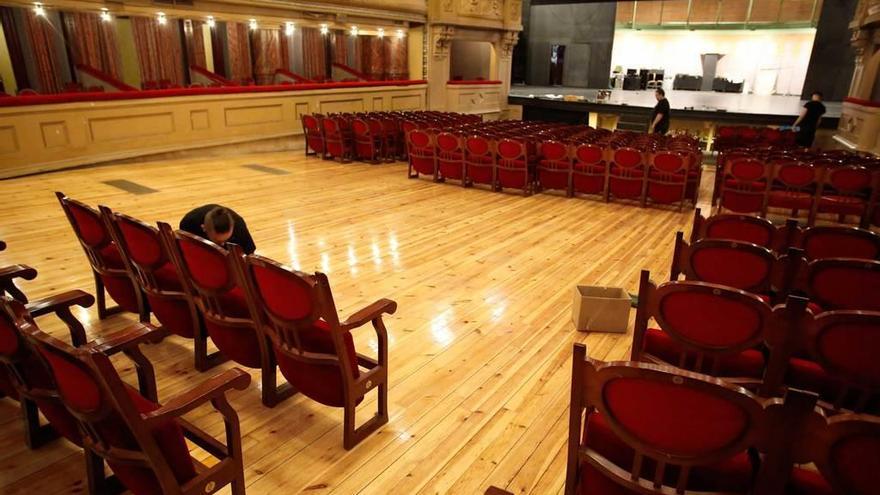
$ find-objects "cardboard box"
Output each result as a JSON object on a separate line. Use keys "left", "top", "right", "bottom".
{"left": 572, "top": 285, "right": 631, "bottom": 333}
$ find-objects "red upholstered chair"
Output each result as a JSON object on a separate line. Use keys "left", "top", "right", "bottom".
{"left": 465, "top": 135, "right": 495, "bottom": 189}
{"left": 158, "top": 223, "right": 292, "bottom": 407}
{"left": 352, "top": 118, "right": 382, "bottom": 164}
{"left": 690, "top": 208, "right": 794, "bottom": 251}
{"left": 321, "top": 116, "right": 353, "bottom": 162}
{"left": 301, "top": 114, "right": 325, "bottom": 158}
{"left": 537, "top": 140, "right": 572, "bottom": 196}
{"left": 781, "top": 413, "right": 880, "bottom": 495}
{"left": 56, "top": 192, "right": 147, "bottom": 321}
{"left": 380, "top": 117, "right": 402, "bottom": 161}
{"left": 814, "top": 166, "right": 874, "bottom": 227}
{"left": 766, "top": 161, "right": 820, "bottom": 223}
{"left": 0, "top": 251, "right": 37, "bottom": 304}
{"left": 718, "top": 159, "right": 771, "bottom": 215}
{"left": 495, "top": 139, "right": 531, "bottom": 195}
{"left": 793, "top": 226, "right": 880, "bottom": 261}
{"left": 0, "top": 292, "right": 95, "bottom": 449}
{"left": 407, "top": 129, "right": 438, "bottom": 181}
{"left": 235, "top": 251, "right": 396, "bottom": 449}
{"left": 607, "top": 147, "right": 645, "bottom": 204}
{"left": 565, "top": 343, "right": 768, "bottom": 495}
{"left": 646, "top": 151, "right": 690, "bottom": 210}
{"left": 23, "top": 320, "right": 249, "bottom": 495}
{"left": 631, "top": 270, "right": 774, "bottom": 379}
{"left": 798, "top": 258, "right": 880, "bottom": 312}
{"left": 572, "top": 144, "right": 607, "bottom": 198}
{"left": 101, "top": 207, "right": 225, "bottom": 372}
{"left": 671, "top": 232, "right": 780, "bottom": 295}
{"left": 436, "top": 132, "right": 466, "bottom": 185}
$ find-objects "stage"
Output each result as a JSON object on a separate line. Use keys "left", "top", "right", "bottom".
{"left": 508, "top": 86, "right": 842, "bottom": 130}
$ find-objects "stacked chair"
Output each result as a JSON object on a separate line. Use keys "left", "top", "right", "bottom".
{"left": 713, "top": 146, "right": 880, "bottom": 228}
{"left": 404, "top": 121, "right": 703, "bottom": 208}
{"left": 714, "top": 125, "right": 797, "bottom": 152}
{"left": 565, "top": 207, "right": 880, "bottom": 494}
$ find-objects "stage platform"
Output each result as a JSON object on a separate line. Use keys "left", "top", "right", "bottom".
{"left": 508, "top": 86, "right": 841, "bottom": 130}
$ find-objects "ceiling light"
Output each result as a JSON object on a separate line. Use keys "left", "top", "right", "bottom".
{"left": 206, "top": 16, "right": 215, "bottom": 28}
{"left": 157, "top": 12, "right": 167, "bottom": 25}
{"left": 285, "top": 22, "right": 295, "bottom": 36}
{"left": 100, "top": 8, "right": 111, "bottom": 22}
{"left": 33, "top": 3, "right": 45, "bottom": 16}
{"left": 396, "top": 29, "right": 405, "bottom": 39}
{"left": 377, "top": 28, "right": 384, "bottom": 38}
{"left": 350, "top": 25, "right": 358, "bottom": 36}
{"left": 249, "top": 18, "right": 257, "bottom": 30}
{"left": 320, "top": 24, "right": 329, "bottom": 35}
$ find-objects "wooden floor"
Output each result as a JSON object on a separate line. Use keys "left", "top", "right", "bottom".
{"left": 0, "top": 152, "right": 711, "bottom": 494}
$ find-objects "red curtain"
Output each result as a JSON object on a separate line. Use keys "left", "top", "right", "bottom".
{"left": 359, "top": 36, "right": 385, "bottom": 80}
{"left": 0, "top": 7, "right": 30, "bottom": 92}
{"left": 302, "top": 27, "right": 326, "bottom": 81}
{"left": 184, "top": 20, "right": 207, "bottom": 68}
{"left": 23, "top": 10, "right": 62, "bottom": 93}
{"left": 226, "top": 22, "right": 252, "bottom": 83}
{"left": 251, "top": 28, "right": 283, "bottom": 85}
{"left": 131, "top": 16, "right": 184, "bottom": 86}
{"left": 385, "top": 36, "right": 408, "bottom": 80}
{"left": 333, "top": 32, "right": 347, "bottom": 65}
{"left": 63, "top": 12, "right": 121, "bottom": 79}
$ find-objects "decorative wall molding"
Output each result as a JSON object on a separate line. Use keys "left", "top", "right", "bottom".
{"left": 432, "top": 25, "right": 457, "bottom": 59}
{"left": 498, "top": 30, "right": 519, "bottom": 59}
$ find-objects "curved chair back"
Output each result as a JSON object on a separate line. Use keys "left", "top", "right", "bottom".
{"left": 804, "top": 258, "right": 880, "bottom": 311}
{"left": 672, "top": 233, "right": 777, "bottom": 294}
{"left": 799, "top": 226, "right": 880, "bottom": 261}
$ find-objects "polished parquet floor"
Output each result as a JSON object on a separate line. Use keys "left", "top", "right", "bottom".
{"left": 0, "top": 152, "right": 711, "bottom": 494}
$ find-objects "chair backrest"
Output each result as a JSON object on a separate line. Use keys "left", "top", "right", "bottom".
{"left": 674, "top": 233, "right": 777, "bottom": 293}
{"left": 651, "top": 151, "right": 686, "bottom": 174}
{"left": 540, "top": 140, "right": 568, "bottom": 162}
{"left": 824, "top": 166, "right": 873, "bottom": 195}
{"left": 322, "top": 117, "right": 342, "bottom": 137}
{"left": 691, "top": 210, "right": 780, "bottom": 248}
{"left": 302, "top": 114, "right": 322, "bottom": 133}
{"left": 566, "top": 343, "right": 769, "bottom": 495}
{"left": 23, "top": 326, "right": 197, "bottom": 493}
{"left": 799, "top": 226, "right": 880, "bottom": 261}
{"left": 633, "top": 271, "right": 774, "bottom": 375}
{"left": 101, "top": 207, "right": 181, "bottom": 295}
{"left": 773, "top": 161, "right": 818, "bottom": 189}
{"left": 465, "top": 136, "right": 492, "bottom": 160}
{"left": 496, "top": 139, "right": 526, "bottom": 168}
{"left": 805, "top": 258, "right": 880, "bottom": 311}
{"left": 806, "top": 414, "right": 880, "bottom": 495}
{"left": 727, "top": 158, "right": 768, "bottom": 182}
{"left": 352, "top": 118, "right": 370, "bottom": 137}
{"left": 436, "top": 132, "right": 461, "bottom": 155}
{"left": 613, "top": 147, "right": 642, "bottom": 168}
{"left": 574, "top": 144, "right": 604, "bottom": 166}
{"left": 408, "top": 129, "right": 433, "bottom": 151}
{"left": 55, "top": 192, "right": 128, "bottom": 277}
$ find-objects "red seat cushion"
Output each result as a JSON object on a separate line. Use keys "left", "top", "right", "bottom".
{"left": 97, "top": 242, "right": 141, "bottom": 314}
{"left": 768, "top": 190, "right": 814, "bottom": 210}
{"left": 581, "top": 412, "right": 754, "bottom": 493}
{"left": 818, "top": 196, "right": 866, "bottom": 215}
{"left": 274, "top": 319, "right": 361, "bottom": 407}
{"left": 725, "top": 179, "right": 766, "bottom": 191}
{"left": 204, "top": 287, "right": 262, "bottom": 368}
{"left": 644, "top": 328, "right": 765, "bottom": 377}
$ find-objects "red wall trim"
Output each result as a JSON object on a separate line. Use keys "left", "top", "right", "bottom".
{"left": 844, "top": 97, "right": 880, "bottom": 108}
{"left": 447, "top": 80, "right": 502, "bottom": 85}
{"left": 75, "top": 64, "right": 137, "bottom": 91}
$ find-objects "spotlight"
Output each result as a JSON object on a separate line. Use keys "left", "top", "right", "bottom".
{"left": 33, "top": 3, "right": 45, "bottom": 16}
{"left": 285, "top": 22, "right": 295, "bottom": 36}
{"left": 377, "top": 28, "right": 384, "bottom": 38}
{"left": 100, "top": 8, "right": 111, "bottom": 22}
{"left": 396, "top": 29, "right": 405, "bottom": 39}
{"left": 320, "top": 24, "right": 329, "bottom": 35}
{"left": 249, "top": 18, "right": 257, "bottom": 30}
{"left": 350, "top": 25, "right": 358, "bottom": 36}
{"left": 157, "top": 12, "right": 167, "bottom": 25}
{"left": 206, "top": 16, "right": 215, "bottom": 28}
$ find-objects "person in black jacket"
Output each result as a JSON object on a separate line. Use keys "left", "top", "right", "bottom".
{"left": 650, "top": 88, "right": 671, "bottom": 135}
{"left": 793, "top": 91, "right": 826, "bottom": 148}
{"left": 179, "top": 205, "right": 256, "bottom": 254}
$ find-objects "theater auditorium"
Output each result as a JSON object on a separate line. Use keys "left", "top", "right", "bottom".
{"left": 0, "top": 0, "right": 879, "bottom": 493}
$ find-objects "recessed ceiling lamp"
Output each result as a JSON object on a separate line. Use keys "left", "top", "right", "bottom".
{"left": 320, "top": 24, "right": 329, "bottom": 35}
{"left": 377, "top": 28, "right": 384, "bottom": 38}
{"left": 157, "top": 12, "right": 167, "bottom": 25}
{"left": 396, "top": 29, "right": 405, "bottom": 39}
{"left": 350, "top": 25, "right": 358, "bottom": 36}
{"left": 33, "top": 3, "right": 46, "bottom": 16}
{"left": 285, "top": 22, "right": 295, "bottom": 36}
{"left": 206, "top": 16, "right": 215, "bottom": 28}
{"left": 249, "top": 18, "right": 258, "bottom": 30}
{"left": 100, "top": 8, "right": 111, "bottom": 22}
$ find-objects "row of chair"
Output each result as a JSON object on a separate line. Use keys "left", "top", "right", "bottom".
{"left": 715, "top": 155, "right": 880, "bottom": 227}
{"left": 406, "top": 130, "right": 702, "bottom": 208}
{"left": 714, "top": 125, "right": 798, "bottom": 152}
{"left": 53, "top": 192, "right": 395, "bottom": 448}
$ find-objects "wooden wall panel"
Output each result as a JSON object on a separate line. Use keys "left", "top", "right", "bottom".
{"left": 0, "top": 84, "right": 427, "bottom": 178}
{"left": 661, "top": 0, "right": 690, "bottom": 22}
{"left": 717, "top": 0, "right": 749, "bottom": 22}
{"left": 690, "top": 0, "right": 720, "bottom": 22}
{"left": 616, "top": 1, "right": 635, "bottom": 23}
{"left": 634, "top": 1, "right": 662, "bottom": 24}
{"left": 779, "top": 0, "right": 815, "bottom": 21}
{"left": 750, "top": 0, "right": 782, "bottom": 21}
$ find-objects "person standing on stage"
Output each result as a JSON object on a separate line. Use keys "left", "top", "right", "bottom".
{"left": 649, "top": 88, "right": 671, "bottom": 135}
{"left": 179, "top": 204, "right": 257, "bottom": 254}
{"left": 793, "top": 91, "right": 826, "bottom": 148}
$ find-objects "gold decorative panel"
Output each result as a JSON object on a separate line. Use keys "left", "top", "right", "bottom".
{"left": 373, "top": 96, "right": 384, "bottom": 110}
{"left": 320, "top": 99, "right": 366, "bottom": 114}
{"left": 40, "top": 121, "right": 69, "bottom": 149}
{"left": 190, "top": 110, "right": 210, "bottom": 130}
{"left": 224, "top": 105, "right": 284, "bottom": 127}
{"left": 89, "top": 113, "right": 175, "bottom": 143}
{"left": 0, "top": 126, "right": 18, "bottom": 154}
{"left": 390, "top": 94, "right": 422, "bottom": 110}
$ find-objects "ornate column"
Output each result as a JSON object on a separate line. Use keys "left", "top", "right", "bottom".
{"left": 836, "top": 0, "right": 880, "bottom": 154}
{"left": 494, "top": 30, "right": 519, "bottom": 116}
{"left": 427, "top": 24, "right": 455, "bottom": 110}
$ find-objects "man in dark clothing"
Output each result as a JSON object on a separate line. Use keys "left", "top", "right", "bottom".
{"left": 793, "top": 91, "right": 826, "bottom": 148}
{"left": 650, "top": 88, "right": 670, "bottom": 135}
{"left": 179, "top": 205, "right": 256, "bottom": 254}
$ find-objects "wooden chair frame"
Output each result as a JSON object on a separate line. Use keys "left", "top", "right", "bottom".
{"left": 352, "top": 118, "right": 383, "bottom": 164}
{"left": 716, "top": 158, "right": 772, "bottom": 216}
{"left": 465, "top": 135, "right": 496, "bottom": 190}
{"left": 234, "top": 249, "right": 396, "bottom": 449}
{"left": 407, "top": 129, "right": 438, "bottom": 181}
{"left": 689, "top": 207, "right": 798, "bottom": 251}
{"left": 55, "top": 192, "right": 148, "bottom": 321}
{"left": 495, "top": 138, "right": 531, "bottom": 196}
{"left": 763, "top": 161, "right": 820, "bottom": 223}
{"left": 565, "top": 343, "right": 772, "bottom": 495}
{"left": 536, "top": 140, "right": 573, "bottom": 196}
{"left": 571, "top": 143, "right": 609, "bottom": 199}
{"left": 789, "top": 257, "right": 880, "bottom": 312}
{"left": 23, "top": 320, "right": 249, "bottom": 495}
{"left": 645, "top": 151, "right": 690, "bottom": 211}
{"left": 301, "top": 114, "right": 325, "bottom": 158}
{"left": 606, "top": 147, "right": 646, "bottom": 205}
{"left": 158, "top": 222, "right": 292, "bottom": 407}
{"left": 321, "top": 116, "right": 353, "bottom": 163}
{"left": 794, "top": 225, "right": 880, "bottom": 261}
{"left": 811, "top": 165, "right": 874, "bottom": 227}
{"left": 435, "top": 132, "right": 467, "bottom": 186}
{"left": 101, "top": 207, "right": 225, "bottom": 372}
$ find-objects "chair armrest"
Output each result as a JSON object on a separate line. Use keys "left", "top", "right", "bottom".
{"left": 27, "top": 290, "right": 95, "bottom": 347}
{"left": 0, "top": 264, "right": 37, "bottom": 282}
{"left": 88, "top": 323, "right": 166, "bottom": 356}
{"left": 142, "top": 369, "right": 251, "bottom": 426}
{"left": 27, "top": 290, "right": 95, "bottom": 317}
{"left": 340, "top": 298, "right": 397, "bottom": 331}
